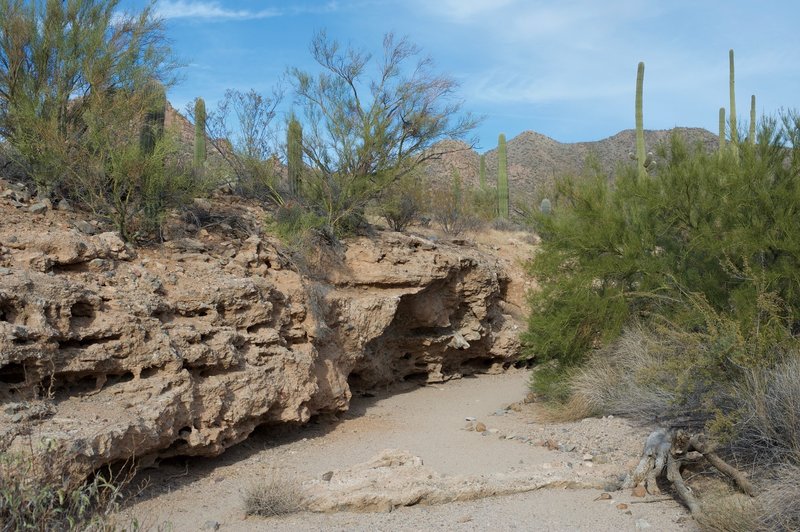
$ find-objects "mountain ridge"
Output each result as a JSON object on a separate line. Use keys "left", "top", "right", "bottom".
{"left": 424, "top": 127, "right": 718, "bottom": 200}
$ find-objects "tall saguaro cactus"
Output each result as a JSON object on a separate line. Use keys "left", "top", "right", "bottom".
{"left": 287, "top": 114, "right": 303, "bottom": 196}
{"left": 719, "top": 107, "right": 726, "bottom": 151}
{"left": 479, "top": 154, "right": 487, "bottom": 189}
{"left": 749, "top": 94, "right": 756, "bottom": 144}
{"left": 194, "top": 97, "right": 207, "bottom": 169}
{"left": 497, "top": 133, "right": 509, "bottom": 219}
{"left": 729, "top": 49, "right": 738, "bottom": 146}
{"left": 140, "top": 80, "right": 166, "bottom": 155}
{"left": 635, "top": 62, "right": 647, "bottom": 180}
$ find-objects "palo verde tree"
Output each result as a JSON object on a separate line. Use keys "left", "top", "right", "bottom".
{"left": 0, "top": 0, "right": 177, "bottom": 196}
{"left": 289, "top": 30, "right": 477, "bottom": 234}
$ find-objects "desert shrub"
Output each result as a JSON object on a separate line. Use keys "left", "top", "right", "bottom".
{"left": 0, "top": 441, "right": 130, "bottom": 531}
{"left": 733, "top": 354, "right": 800, "bottom": 466}
{"left": 198, "top": 89, "right": 285, "bottom": 204}
{"left": 430, "top": 171, "right": 480, "bottom": 236}
{"left": 524, "top": 117, "right": 800, "bottom": 396}
{"left": 758, "top": 462, "right": 800, "bottom": 531}
{"left": 372, "top": 171, "right": 429, "bottom": 231}
{"left": 243, "top": 474, "right": 304, "bottom": 517}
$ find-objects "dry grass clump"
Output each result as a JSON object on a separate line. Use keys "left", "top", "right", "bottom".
{"left": 733, "top": 355, "right": 800, "bottom": 466}
{"left": 758, "top": 463, "right": 800, "bottom": 531}
{"left": 569, "top": 326, "right": 678, "bottom": 421}
{"left": 243, "top": 472, "right": 305, "bottom": 518}
{"left": 697, "top": 487, "right": 761, "bottom": 532}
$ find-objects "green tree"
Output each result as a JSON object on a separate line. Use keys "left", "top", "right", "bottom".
{"left": 289, "top": 30, "right": 477, "bottom": 234}
{"left": 0, "top": 0, "right": 176, "bottom": 195}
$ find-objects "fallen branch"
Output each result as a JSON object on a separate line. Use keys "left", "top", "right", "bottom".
{"left": 624, "top": 429, "right": 755, "bottom": 519}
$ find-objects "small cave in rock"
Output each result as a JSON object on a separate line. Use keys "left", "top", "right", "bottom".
{"left": 0, "top": 362, "right": 27, "bottom": 384}
{"left": 402, "top": 371, "right": 430, "bottom": 384}
{"left": 69, "top": 300, "right": 97, "bottom": 328}
{"left": 0, "top": 299, "right": 19, "bottom": 324}
{"left": 51, "top": 370, "right": 135, "bottom": 396}
{"left": 58, "top": 333, "right": 122, "bottom": 350}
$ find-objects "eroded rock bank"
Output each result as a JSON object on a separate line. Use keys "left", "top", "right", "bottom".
{"left": 0, "top": 192, "right": 521, "bottom": 479}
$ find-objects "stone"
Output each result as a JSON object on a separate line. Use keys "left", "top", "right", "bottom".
{"left": 632, "top": 485, "right": 647, "bottom": 498}
{"left": 475, "top": 422, "right": 487, "bottom": 432}
{"left": 582, "top": 453, "right": 594, "bottom": 461}
{"left": 29, "top": 200, "right": 50, "bottom": 214}
{"left": 57, "top": 199, "right": 73, "bottom": 211}
{"left": 75, "top": 220, "right": 97, "bottom": 235}
{"left": 463, "top": 422, "right": 474, "bottom": 431}
{"left": 616, "top": 503, "right": 629, "bottom": 510}
{"left": 595, "top": 492, "right": 612, "bottom": 501}
{"left": 321, "top": 471, "right": 334, "bottom": 481}
{"left": 559, "top": 443, "right": 577, "bottom": 452}
{"left": 635, "top": 518, "right": 652, "bottom": 529}
{"left": 200, "top": 520, "right": 220, "bottom": 531}
{"left": 465, "top": 416, "right": 476, "bottom": 422}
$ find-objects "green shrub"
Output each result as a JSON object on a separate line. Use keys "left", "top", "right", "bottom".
{"left": 524, "top": 117, "right": 800, "bottom": 397}
{"left": 0, "top": 441, "right": 130, "bottom": 531}
{"left": 373, "top": 171, "right": 429, "bottom": 231}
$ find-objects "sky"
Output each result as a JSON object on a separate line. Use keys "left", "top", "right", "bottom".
{"left": 118, "top": 0, "right": 800, "bottom": 152}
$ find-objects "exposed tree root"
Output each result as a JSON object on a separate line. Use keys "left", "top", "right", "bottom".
{"left": 623, "top": 429, "right": 754, "bottom": 519}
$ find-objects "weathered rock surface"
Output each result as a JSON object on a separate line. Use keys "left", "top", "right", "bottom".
{"left": 302, "top": 449, "right": 602, "bottom": 513}
{"left": 0, "top": 190, "right": 520, "bottom": 480}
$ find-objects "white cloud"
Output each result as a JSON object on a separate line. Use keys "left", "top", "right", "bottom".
{"left": 155, "top": 1, "right": 280, "bottom": 20}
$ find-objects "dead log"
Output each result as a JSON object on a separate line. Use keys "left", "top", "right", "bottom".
{"left": 623, "top": 429, "right": 755, "bottom": 519}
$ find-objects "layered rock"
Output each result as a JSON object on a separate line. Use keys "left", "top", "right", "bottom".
{"left": 0, "top": 200, "right": 520, "bottom": 479}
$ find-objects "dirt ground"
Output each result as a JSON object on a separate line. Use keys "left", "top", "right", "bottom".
{"left": 122, "top": 370, "right": 695, "bottom": 531}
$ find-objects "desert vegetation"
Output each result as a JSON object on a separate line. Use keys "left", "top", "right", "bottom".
{"left": 1, "top": 0, "right": 798, "bottom": 528}
{"left": 523, "top": 52, "right": 800, "bottom": 527}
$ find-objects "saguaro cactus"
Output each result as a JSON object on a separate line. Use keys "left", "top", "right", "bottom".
{"left": 749, "top": 94, "right": 756, "bottom": 144}
{"left": 140, "top": 80, "right": 166, "bottom": 155}
{"left": 497, "top": 133, "right": 509, "bottom": 219}
{"left": 729, "top": 49, "right": 738, "bottom": 146}
{"left": 719, "top": 107, "right": 726, "bottom": 151}
{"left": 287, "top": 114, "right": 303, "bottom": 196}
{"left": 479, "top": 154, "right": 487, "bottom": 189}
{"left": 635, "top": 62, "right": 647, "bottom": 180}
{"left": 194, "top": 97, "right": 206, "bottom": 169}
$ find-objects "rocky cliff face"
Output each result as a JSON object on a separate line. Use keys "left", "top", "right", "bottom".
{"left": 0, "top": 187, "right": 520, "bottom": 479}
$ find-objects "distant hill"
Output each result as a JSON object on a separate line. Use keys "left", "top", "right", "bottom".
{"left": 423, "top": 127, "right": 718, "bottom": 201}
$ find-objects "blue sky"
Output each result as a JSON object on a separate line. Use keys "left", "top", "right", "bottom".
{"left": 119, "top": 0, "right": 800, "bottom": 152}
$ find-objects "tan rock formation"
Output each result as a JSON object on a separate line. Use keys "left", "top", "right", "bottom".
{"left": 0, "top": 190, "right": 520, "bottom": 480}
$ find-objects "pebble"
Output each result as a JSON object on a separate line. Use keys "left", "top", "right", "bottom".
{"left": 322, "top": 471, "right": 334, "bottom": 481}
{"left": 635, "top": 518, "right": 651, "bottom": 529}
{"left": 0, "top": 267, "right": 10, "bottom": 275}
{"left": 29, "top": 200, "right": 50, "bottom": 214}
{"left": 558, "top": 443, "right": 577, "bottom": 452}
{"left": 57, "top": 199, "right": 73, "bottom": 211}
{"left": 75, "top": 220, "right": 96, "bottom": 235}
{"left": 582, "top": 453, "right": 594, "bottom": 461}
{"left": 475, "top": 422, "right": 486, "bottom": 432}
{"left": 465, "top": 416, "right": 476, "bottom": 422}
{"left": 487, "top": 428, "right": 500, "bottom": 434}
{"left": 201, "top": 520, "right": 220, "bottom": 531}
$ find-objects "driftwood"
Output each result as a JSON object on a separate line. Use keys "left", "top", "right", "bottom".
{"left": 623, "top": 429, "right": 754, "bottom": 518}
